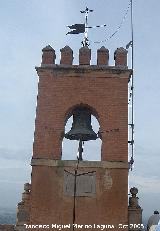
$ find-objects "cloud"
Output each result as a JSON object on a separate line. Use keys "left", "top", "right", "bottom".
{"left": 0, "top": 147, "right": 31, "bottom": 161}
{"left": 0, "top": 179, "right": 26, "bottom": 184}
{"left": 129, "top": 174, "right": 160, "bottom": 220}
{"left": 129, "top": 175, "right": 160, "bottom": 194}
{"left": 131, "top": 143, "right": 160, "bottom": 179}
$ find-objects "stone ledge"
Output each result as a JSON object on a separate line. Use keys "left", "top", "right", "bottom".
{"left": 31, "top": 158, "right": 129, "bottom": 169}
{"left": 36, "top": 64, "right": 131, "bottom": 72}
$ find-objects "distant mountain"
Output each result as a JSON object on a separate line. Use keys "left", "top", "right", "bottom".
{"left": 0, "top": 208, "right": 16, "bottom": 224}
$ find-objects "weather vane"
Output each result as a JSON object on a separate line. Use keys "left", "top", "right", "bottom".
{"left": 66, "top": 7, "right": 106, "bottom": 47}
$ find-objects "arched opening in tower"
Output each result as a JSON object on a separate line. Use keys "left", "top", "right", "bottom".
{"left": 62, "top": 114, "right": 101, "bottom": 161}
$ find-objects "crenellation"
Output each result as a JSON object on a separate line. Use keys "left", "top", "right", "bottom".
{"left": 97, "top": 46, "right": 109, "bottom": 65}
{"left": 41, "top": 45, "right": 56, "bottom": 65}
{"left": 79, "top": 46, "right": 91, "bottom": 65}
{"left": 114, "top": 47, "right": 128, "bottom": 67}
{"left": 41, "top": 45, "right": 128, "bottom": 68}
{"left": 60, "top": 45, "right": 73, "bottom": 65}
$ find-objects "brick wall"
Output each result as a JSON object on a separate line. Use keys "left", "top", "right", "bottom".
{"left": 33, "top": 45, "right": 131, "bottom": 161}
{"left": 30, "top": 160, "right": 129, "bottom": 231}
{"left": 28, "top": 45, "right": 131, "bottom": 230}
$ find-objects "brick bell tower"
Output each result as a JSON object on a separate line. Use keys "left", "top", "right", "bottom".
{"left": 16, "top": 45, "right": 133, "bottom": 231}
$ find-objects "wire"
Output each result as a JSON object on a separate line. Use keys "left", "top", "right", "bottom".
{"left": 93, "top": 0, "right": 131, "bottom": 44}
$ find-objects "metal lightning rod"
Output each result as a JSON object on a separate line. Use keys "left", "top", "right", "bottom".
{"left": 80, "top": 7, "right": 93, "bottom": 46}
{"left": 66, "top": 7, "right": 106, "bottom": 47}
{"left": 80, "top": 7, "right": 106, "bottom": 46}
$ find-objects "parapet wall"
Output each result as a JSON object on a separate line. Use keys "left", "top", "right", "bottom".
{"left": 0, "top": 225, "right": 15, "bottom": 231}
{"left": 41, "top": 45, "right": 128, "bottom": 67}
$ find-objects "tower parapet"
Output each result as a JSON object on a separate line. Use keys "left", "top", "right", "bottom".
{"left": 15, "top": 183, "right": 31, "bottom": 231}
{"left": 128, "top": 187, "right": 143, "bottom": 231}
{"left": 41, "top": 44, "right": 128, "bottom": 68}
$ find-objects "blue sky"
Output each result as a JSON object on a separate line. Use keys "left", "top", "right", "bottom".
{"left": 0, "top": 0, "right": 160, "bottom": 222}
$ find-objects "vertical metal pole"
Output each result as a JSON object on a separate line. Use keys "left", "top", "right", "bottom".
{"left": 84, "top": 9, "right": 89, "bottom": 46}
{"left": 130, "top": 0, "right": 134, "bottom": 170}
{"left": 72, "top": 140, "right": 82, "bottom": 230}
{"left": 72, "top": 169, "right": 77, "bottom": 231}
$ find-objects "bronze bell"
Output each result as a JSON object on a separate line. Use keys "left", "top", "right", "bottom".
{"left": 65, "top": 107, "right": 97, "bottom": 141}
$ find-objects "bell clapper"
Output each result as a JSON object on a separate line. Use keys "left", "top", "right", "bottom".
{"left": 78, "top": 139, "right": 83, "bottom": 161}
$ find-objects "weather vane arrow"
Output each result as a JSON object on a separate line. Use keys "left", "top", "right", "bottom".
{"left": 66, "top": 7, "right": 106, "bottom": 47}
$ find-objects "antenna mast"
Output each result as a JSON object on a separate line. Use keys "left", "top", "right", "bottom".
{"left": 128, "top": 0, "right": 134, "bottom": 171}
